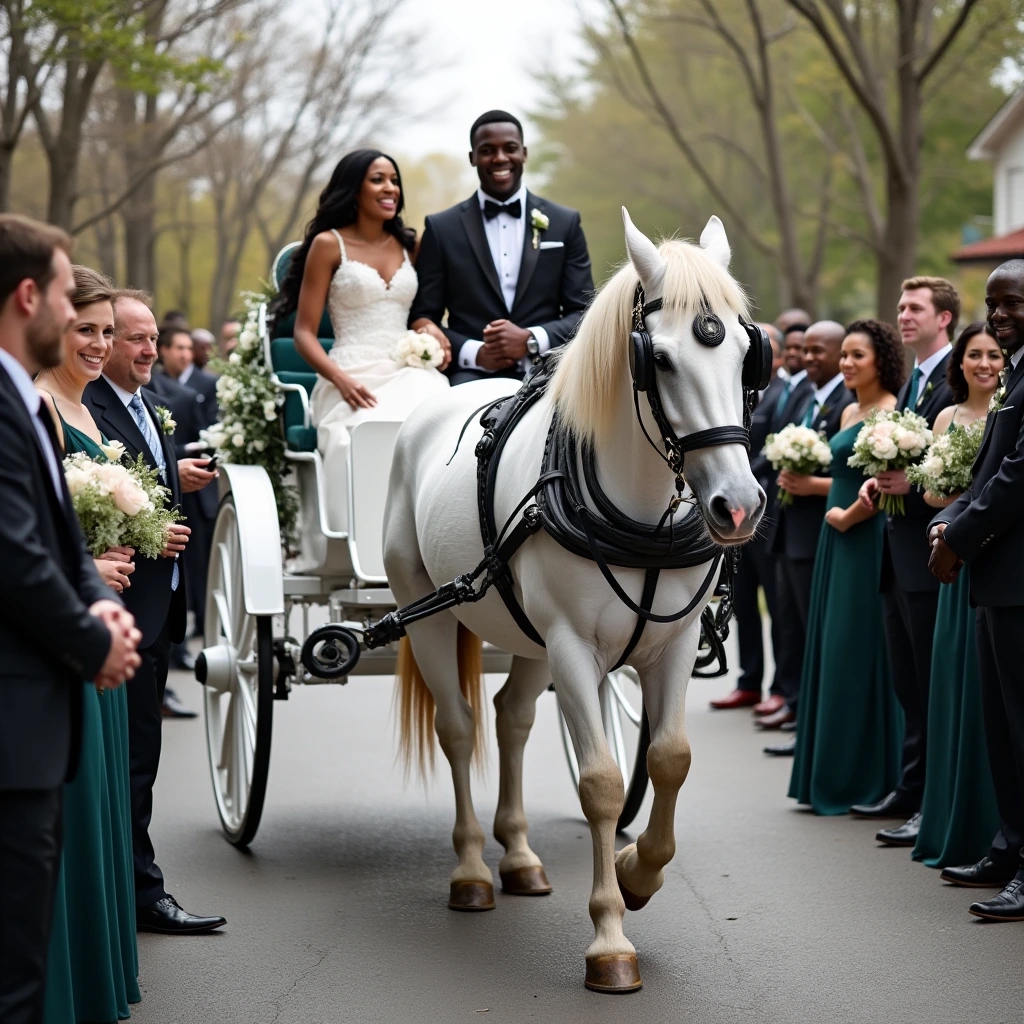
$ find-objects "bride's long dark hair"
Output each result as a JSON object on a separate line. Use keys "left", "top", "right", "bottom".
{"left": 272, "top": 149, "right": 415, "bottom": 328}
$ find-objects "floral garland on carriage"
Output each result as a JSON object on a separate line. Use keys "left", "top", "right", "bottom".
{"left": 201, "top": 282, "right": 298, "bottom": 542}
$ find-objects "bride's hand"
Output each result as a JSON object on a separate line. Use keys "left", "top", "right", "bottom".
{"left": 333, "top": 371, "right": 377, "bottom": 410}
{"left": 416, "top": 322, "right": 451, "bottom": 370}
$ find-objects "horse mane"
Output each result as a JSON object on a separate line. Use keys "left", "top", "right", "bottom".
{"left": 551, "top": 238, "right": 750, "bottom": 444}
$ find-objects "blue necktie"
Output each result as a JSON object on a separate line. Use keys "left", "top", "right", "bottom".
{"left": 906, "top": 366, "right": 924, "bottom": 410}
{"left": 129, "top": 393, "right": 178, "bottom": 591}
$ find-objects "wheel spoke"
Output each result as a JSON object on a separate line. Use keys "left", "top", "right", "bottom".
{"left": 236, "top": 674, "right": 258, "bottom": 753}
{"left": 607, "top": 674, "right": 642, "bottom": 726}
{"left": 601, "top": 680, "right": 629, "bottom": 782}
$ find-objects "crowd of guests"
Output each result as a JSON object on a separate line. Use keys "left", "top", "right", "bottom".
{"left": 714, "top": 269, "right": 1024, "bottom": 923}
{"left": 0, "top": 213, "right": 232, "bottom": 1024}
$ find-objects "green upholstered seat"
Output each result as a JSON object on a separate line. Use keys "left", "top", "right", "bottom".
{"left": 269, "top": 243, "right": 335, "bottom": 340}
{"left": 286, "top": 425, "right": 318, "bottom": 451}
{"left": 272, "top": 343, "right": 332, "bottom": 452}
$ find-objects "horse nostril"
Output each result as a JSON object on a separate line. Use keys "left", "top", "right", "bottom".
{"left": 710, "top": 495, "right": 732, "bottom": 525}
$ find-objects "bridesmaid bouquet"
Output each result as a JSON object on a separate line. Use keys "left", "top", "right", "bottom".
{"left": 906, "top": 420, "right": 985, "bottom": 499}
{"left": 847, "top": 409, "right": 933, "bottom": 514}
{"left": 762, "top": 424, "right": 833, "bottom": 506}
{"left": 395, "top": 330, "right": 444, "bottom": 369}
{"left": 63, "top": 450, "right": 181, "bottom": 558}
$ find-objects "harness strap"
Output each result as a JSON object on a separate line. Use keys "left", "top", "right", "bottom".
{"left": 611, "top": 567, "right": 660, "bottom": 671}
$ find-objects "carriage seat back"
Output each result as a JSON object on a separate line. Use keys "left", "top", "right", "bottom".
{"left": 270, "top": 337, "right": 332, "bottom": 451}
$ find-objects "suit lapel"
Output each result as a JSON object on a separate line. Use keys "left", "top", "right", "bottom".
{"left": 511, "top": 192, "right": 541, "bottom": 314}
{"left": 140, "top": 388, "right": 180, "bottom": 505}
{"left": 459, "top": 198, "right": 506, "bottom": 311}
{"left": 87, "top": 377, "right": 147, "bottom": 464}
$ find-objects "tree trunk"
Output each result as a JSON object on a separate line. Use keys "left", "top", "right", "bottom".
{"left": 876, "top": 168, "right": 918, "bottom": 320}
{"left": 121, "top": 173, "right": 158, "bottom": 291}
{"left": 0, "top": 145, "right": 13, "bottom": 211}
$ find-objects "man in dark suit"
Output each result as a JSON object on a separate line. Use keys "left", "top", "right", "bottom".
{"left": 853, "top": 278, "right": 957, "bottom": 840}
{"left": 761, "top": 321, "right": 854, "bottom": 754}
{"left": 0, "top": 214, "right": 141, "bottom": 1024}
{"left": 409, "top": 110, "right": 594, "bottom": 384}
{"left": 711, "top": 324, "right": 786, "bottom": 710}
{"left": 929, "top": 260, "right": 1024, "bottom": 920}
{"left": 83, "top": 291, "right": 226, "bottom": 935}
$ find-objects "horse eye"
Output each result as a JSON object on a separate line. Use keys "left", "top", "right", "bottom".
{"left": 653, "top": 351, "right": 671, "bottom": 370}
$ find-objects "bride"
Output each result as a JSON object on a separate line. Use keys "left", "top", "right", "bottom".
{"left": 272, "top": 149, "right": 450, "bottom": 530}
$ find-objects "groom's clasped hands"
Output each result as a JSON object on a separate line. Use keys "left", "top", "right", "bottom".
{"left": 477, "top": 319, "right": 531, "bottom": 371}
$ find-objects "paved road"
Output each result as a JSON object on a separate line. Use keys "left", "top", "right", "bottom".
{"left": 137, "top": 643, "right": 1024, "bottom": 1024}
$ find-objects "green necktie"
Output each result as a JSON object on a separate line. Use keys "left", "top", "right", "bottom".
{"left": 802, "top": 400, "right": 817, "bottom": 427}
{"left": 906, "top": 366, "right": 924, "bottom": 409}
{"left": 775, "top": 379, "right": 792, "bottom": 417}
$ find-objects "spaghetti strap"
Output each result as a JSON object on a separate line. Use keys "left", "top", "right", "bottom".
{"left": 330, "top": 228, "right": 347, "bottom": 263}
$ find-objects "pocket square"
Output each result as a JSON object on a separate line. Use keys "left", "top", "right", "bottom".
{"left": 998, "top": 405, "right": 1015, "bottom": 413}
{"left": 538, "top": 240, "right": 564, "bottom": 250}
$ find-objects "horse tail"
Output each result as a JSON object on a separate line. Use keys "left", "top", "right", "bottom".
{"left": 397, "top": 623, "right": 485, "bottom": 778}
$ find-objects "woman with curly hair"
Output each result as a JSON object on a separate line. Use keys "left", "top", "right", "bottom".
{"left": 789, "top": 319, "right": 907, "bottom": 814}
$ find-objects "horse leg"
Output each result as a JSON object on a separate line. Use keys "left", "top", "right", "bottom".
{"left": 548, "top": 633, "right": 641, "bottom": 993}
{"left": 493, "top": 656, "right": 552, "bottom": 895}
{"left": 615, "top": 628, "right": 699, "bottom": 911}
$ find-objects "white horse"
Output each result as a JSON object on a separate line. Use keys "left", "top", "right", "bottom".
{"left": 383, "top": 209, "right": 765, "bottom": 993}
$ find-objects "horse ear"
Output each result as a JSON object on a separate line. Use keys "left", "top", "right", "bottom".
{"left": 622, "top": 207, "right": 666, "bottom": 295}
{"left": 700, "top": 215, "right": 731, "bottom": 268}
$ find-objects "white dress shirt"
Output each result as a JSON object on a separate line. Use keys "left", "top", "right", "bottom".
{"left": 178, "top": 363, "right": 194, "bottom": 386}
{"left": 103, "top": 374, "right": 161, "bottom": 442}
{"left": 0, "top": 348, "right": 64, "bottom": 500}
{"left": 459, "top": 186, "right": 550, "bottom": 372}
{"left": 805, "top": 372, "right": 845, "bottom": 425}
{"left": 1013, "top": 346, "right": 1024, "bottom": 370}
{"left": 912, "top": 342, "right": 953, "bottom": 404}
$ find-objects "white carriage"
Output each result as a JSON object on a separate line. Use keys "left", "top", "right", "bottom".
{"left": 196, "top": 244, "right": 670, "bottom": 848}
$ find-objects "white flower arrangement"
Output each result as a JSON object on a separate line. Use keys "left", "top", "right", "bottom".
{"left": 394, "top": 329, "right": 444, "bottom": 369}
{"left": 848, "top": 408, "right": 934, "bottom": 514}
{"left": 761, "top": 424, "right": 833, "bottom": 506}
{"left": 530, "top": 208, "right": 549, "bottom": 249}
{"left": 154, "top": 405, "right": 176, "bottom": 435}
{"left": 64, "top": 451, "right": 181, "bottom": 558}
{"left": 906, "top": 420, "right": 985, "bottom": 499}
{"left": 201, "top": 285, "right": 297, "bottom": 541}
{"left": 990, "top": 367, "right": 1010, "bottom": 412}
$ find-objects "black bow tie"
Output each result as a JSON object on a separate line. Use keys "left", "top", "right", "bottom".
{"left": 483, "top": 198, "right": 522, "bottom": 221}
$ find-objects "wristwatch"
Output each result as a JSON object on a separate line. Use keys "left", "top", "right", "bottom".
{"left": 526, "top": 334, "right": 541, "bottom": 362}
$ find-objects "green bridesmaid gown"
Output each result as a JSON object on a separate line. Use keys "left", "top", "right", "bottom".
{"left": 788, "top": 422, "right": 904, "bottom": 815}
{"left": 913, "top": 566, "right": 1000, "bottom": 866}
{"left": 44, "top": 412, "right": 140, "bottom": 1023}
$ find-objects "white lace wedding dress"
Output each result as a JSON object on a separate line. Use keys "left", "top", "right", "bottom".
{"left": 310, "top": 229, "right": 449, "bottom": 531}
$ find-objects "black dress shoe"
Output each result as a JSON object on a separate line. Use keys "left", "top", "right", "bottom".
{"left": 162, "top": 687, "right": 198, "bottom": 719}
{"left": 137, "top": 895, "right": 226, "bottom": 934}
{"left": 170, "top": 649, "right": 196, "bottom": 672}
{"left": 850, "top": 791, "right": 917, "bottom": 819}
{"left": 876, "top": 812, "right": 921, "bottom": 846}
{"left": 940, "top": 856, "right": 1018, "bottom": 889}
{"left": 763, "top": 737, "right": 796, "bottom": 757}
{"left": 969, "top": 877, "right": 1024, "bottom": 921}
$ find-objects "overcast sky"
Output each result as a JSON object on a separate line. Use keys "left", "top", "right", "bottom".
{"left": 374, "top": 0, "right": 593, "bottom": 160}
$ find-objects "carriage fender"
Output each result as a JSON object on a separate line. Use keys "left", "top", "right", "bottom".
{"left": 217, "top": 463, "right": 285, "bottom": 616}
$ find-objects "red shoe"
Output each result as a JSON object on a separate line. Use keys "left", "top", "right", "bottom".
{"left": 752, "top": 694, "right": 786, "bottom": 716}
{"left": 709, "top": 689, "right": 762, "bottom": 710}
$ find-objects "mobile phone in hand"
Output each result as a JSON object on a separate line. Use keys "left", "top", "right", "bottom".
{"left": 204, "top": 453, "right": 219, "bottom": 472}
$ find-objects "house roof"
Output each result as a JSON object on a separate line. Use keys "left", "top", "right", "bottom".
{"left": 968, "top": 88, "right": 1024, "bottom": 160}
{"left": 951, "top": 226, "right": 1024, "bottom": 263}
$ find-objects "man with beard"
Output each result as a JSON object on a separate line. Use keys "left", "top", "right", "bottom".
{"left": 0, "top": 214, "right": 141, "bottom": 1022}
{"left": 929, "top": 260, "right": 1024, "bottom": 921}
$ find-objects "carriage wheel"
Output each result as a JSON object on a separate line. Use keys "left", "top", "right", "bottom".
{"left": 559, "top": 666, "right": 651, "bottom": 831}
{"left": 200, "top": 497, "right": 274, "bottom": 848}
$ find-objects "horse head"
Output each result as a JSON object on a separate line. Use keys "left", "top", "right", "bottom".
{"left": 621, "top": 208, "right": 765, "bottom": 543}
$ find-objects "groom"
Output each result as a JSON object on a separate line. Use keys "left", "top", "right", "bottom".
{"left": 410, "top": 110, "right": 594, "bottom": 383}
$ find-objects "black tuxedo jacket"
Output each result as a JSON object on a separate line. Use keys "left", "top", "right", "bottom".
{"left": 408, "top": 190, "right": 594, "bottom": 379}
{"left": 185, "top": 367, "right": 219, "bottom": 429}
{"left": 881, "top": 353, "right": 953, "bottom": 593}
{"left": 84, "top": 376, "right": 186, "bottom": 647}
{"left": 0, "top": 363, "right": 113, "bottom": 789}
{"left": 767, "top": 382, "right": 856, "bottom": 560}
{"left": 747, "top": 375, "right": 788, "bottom": 532}
{"left": 934, "top": 355, "right": 1024, "bottom": 606}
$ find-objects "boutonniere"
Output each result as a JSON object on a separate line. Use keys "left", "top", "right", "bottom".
{"left": 990, "top": 368, "right": 1010, "bottom": 412}
{"left": 530, "top": 208, "right": 549, "bottom": 249}
{"left": 916, "top": 381, "right": 934, "bottom": 407}
{"left": 154, "top": 405, "right": 176, "bottom": 435}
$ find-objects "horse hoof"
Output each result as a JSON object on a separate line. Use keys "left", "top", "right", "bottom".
{"left": 500, "top": 865, "right": 553, "bottom": 895}
{"left": 618, "top": 877, "right": 651, "bottom": 912}
{"left": 584, "top": 953, "right": 642, "bottom": 993}
{"left": 448, "top": 881, "right": 495, "bottom": 911}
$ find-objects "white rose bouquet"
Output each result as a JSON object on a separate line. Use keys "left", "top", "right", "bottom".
{"left": 906, "top": 420, "right": 984, "bottom": 500}
{"left": 395, "top": 329, "right": 444, "bottom": 369}
{"left": 762, "top": 424, "right": 833, "bottom": 506}
{"left": 64, "top": 451, "right": 182, "bottom": 558}
{"left": 847, "top": 409, "right": 933, "bottom": 514}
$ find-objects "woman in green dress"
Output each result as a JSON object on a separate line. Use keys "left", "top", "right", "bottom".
{"left": 789, "top": 320, "right": 907, "bottom": 815}
{"left": 36, "top": 266, "right": 141, "bottom": 1022}
{"left": 912, "top": 323, "right": 1002, "bottom": 866}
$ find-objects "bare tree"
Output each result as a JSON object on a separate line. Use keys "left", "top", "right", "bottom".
{"left": 783, "top": 0, "right": 1000, "bottom": 315}
{"left": 199, "top": 0, "right": 417, "bottom": 330}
